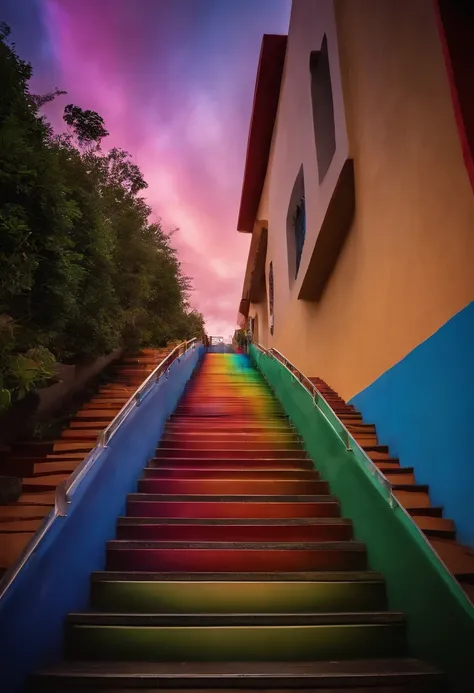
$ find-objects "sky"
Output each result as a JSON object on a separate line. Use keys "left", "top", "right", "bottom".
{"left": 1, "top": 0, "right": 290, "bottom": 338}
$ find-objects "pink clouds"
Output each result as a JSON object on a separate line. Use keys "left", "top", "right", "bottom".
{"left": 39, "top": 0, "right": 290, "bottom": 337}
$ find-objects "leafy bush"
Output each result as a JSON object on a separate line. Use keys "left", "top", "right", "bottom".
{"left": 0, "top": 23, "right": 205, "bottom": 410}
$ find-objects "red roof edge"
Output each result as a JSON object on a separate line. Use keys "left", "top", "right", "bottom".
{"left": 237, "top": 34, "right": 287, "bottom": 233}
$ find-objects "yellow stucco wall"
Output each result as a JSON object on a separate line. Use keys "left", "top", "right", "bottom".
{"left": 253, "top": 0, "right": 474, "bottom": 400}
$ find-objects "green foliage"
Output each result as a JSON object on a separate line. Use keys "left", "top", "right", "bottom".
{"left": 0, "top": 316, "right": 57, "bottom": 411}
{"left": 0, "top": 26, "right": 205, "bottom": 410}
{"left": 63, "top": 104, "right": 109, "bottom": 148}
{"left": 234, "top": 329, "right": 247, "bottom": 348}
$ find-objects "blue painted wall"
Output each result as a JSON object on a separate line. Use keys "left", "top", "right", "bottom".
{"left": 0, "top": 345, "right": 203, "bottom": 693}
{"left": 350, "top": 301, "right": 474, "bottom": 548}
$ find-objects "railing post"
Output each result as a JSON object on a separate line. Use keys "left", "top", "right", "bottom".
{"left": 55, "top": 480, "right": 69, "bottom": 518}
{"left": 342, "top": 428, "right": 352, "bottom": 452}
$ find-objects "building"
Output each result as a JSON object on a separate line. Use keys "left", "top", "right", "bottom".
{"left": 236, "top": 1, "right": 474, "bottom": 546}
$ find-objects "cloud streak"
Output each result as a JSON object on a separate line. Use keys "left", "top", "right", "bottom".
{"left": 25, "top": 0, "right": 291, "bottom": 337}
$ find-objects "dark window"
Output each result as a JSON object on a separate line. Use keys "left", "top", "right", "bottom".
{"left": 310, "top": 35, "right": 336, "bottom": 183}
{"left": 268, "top": 261, "right": 274, "bottom": 336}
{"left": 293, "top": 196, "right": 306, "bottom": 278}
{"left": 286, "top": 166, "right": 306, "bottom": 281}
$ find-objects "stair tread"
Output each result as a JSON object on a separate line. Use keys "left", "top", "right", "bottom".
{"left": 33, "top": 657, "right": 441, "bottom": 678}
{"left": 107, "top": 540, "right": 365, "bottom": 551}
{"left": 91, "top": 570, "right": 385, "bottom": 582}
{"left": 117, "top": 518, "right": 352, "bottom": 526}
{"left": 67, "top": 612, "right": 404, "bottom": 626}
{"left": 430, "top": 538, "right": 474, "bottom": 575}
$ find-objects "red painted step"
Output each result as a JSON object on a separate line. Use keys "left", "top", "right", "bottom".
{"left": 157, "top": 440, "right": 304, "bottom": 451}
{"left": 143, "top": 467, "right": 320, "bottom": 479}
{"left": 155, "top": 448, "right": 308, "bottom": 459}
{"left": 137, "top": 478, "right": 329, "bottom": 495}
{"left": 105, "top": 542, "right": 367, "bottom": 572}
{"left": 126, "top": 499, "right": 341, "bottom": 519}
{"left": 149, "top": 458, "right": 315, "bottom": 470}
{"left": 116, "top": 519, "right": 353, "bottom": 542}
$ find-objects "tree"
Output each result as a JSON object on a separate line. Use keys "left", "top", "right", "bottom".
{"left": 63, "top": 104, "right": 109, "bottom": 149}
{"left": 0, "top": 24, "right": 206, "bottom": 409}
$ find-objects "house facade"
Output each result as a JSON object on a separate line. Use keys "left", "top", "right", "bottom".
{"left": 236, "top": 0, "right": 474, "bottom": 546}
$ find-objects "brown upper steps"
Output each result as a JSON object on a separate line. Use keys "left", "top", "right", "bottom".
{"left": 0, "top": 347, "right": 174, "bottom": 574}
{"left": 308, "top": 376, "right": 474, "bottom": 602}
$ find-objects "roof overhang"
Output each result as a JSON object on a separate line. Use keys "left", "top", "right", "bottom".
{"left": 236, "top": 223, "right": 268, "bottom": 326}
{"left": 237, "top": 34, "right": 287, "bottom": 233}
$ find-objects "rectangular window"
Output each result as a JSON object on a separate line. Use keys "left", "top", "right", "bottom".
{"left": 268, "top": 261, "right": 274, "bottom": 336}
{"left": 294, "top": 196, "right": 306, "bottom": 278}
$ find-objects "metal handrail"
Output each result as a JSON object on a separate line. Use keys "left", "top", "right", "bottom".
{"left": 65, "top": 338, "right": 197, "bottom": 501}
{"left": 268, "top": 347, "right": 393, "bottom": 500}
{"left": 250, "top": 341, "right": 472, "bottom": 603}
{"left": 0, "top": 338, "right": 199, "bottom": 602}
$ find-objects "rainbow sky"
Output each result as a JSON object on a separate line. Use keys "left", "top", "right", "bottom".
{"left": 2, "top": 0, "right": 291, "bottom": 338}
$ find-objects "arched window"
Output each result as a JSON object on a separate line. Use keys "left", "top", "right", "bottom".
{"left": 310, "top": 35, "right": 336, "bottom": 183}
{"left": 268, "top": 261, "right": 274, "bottom": 336}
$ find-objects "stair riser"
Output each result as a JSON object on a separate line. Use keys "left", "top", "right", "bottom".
{"left": 158, "top": 441, "right": 304, "bottom": 451}
{"left": 180, "top": 396, "right": 277, "bottom": 401}
{"left": 60, "top": 431, "right": 100, "bottom": 440}
{"left": 126, "top": 501, "right": 340, "bottom": 519}
{"left": 143, "top": 469, "right": 320, "bottom": 480}
{"left": 169, "top": 414, "right": 288, "bottom": 420}
{"left": 52, "top": 443, "right": 93, "bottom": 452}
{"left": 352, "top": 435, "right": 378, "bottom": 445}
{"left": 155, "top": 450, "right": 308, "bottom": 459}
{"left": 175, "top": 404, "right": 282, "bottom": 408}
{"left": 90, "top": 580, "right": 386, "bottom": 613}
{"left": 65, "top": 624, "right": 405, "bottom": 662}
{"left": 137, "top": 480, "right": 329, "bottom": 495}
{"left": 385, "top": 474, "right": 416, "bottom": 485}
{"left": 105, "top": 548, "right": 366, "bottom": 572}
{"left": 69, "top": 422, "right": 111, "bottom": 429}
{"left": 166, "top": 424, "right": 294, "bottom": 432}
{"left": 22, "top": 480, "right": 66, "bottom": 492}
{"left": 393, "top": 491, "right": 431, "bottom": 508}
{"left": 150, "top": 460, "right": 315, "bottom": 470}
{"left": 116, "top": 523, "right": 352, "bottom": 542}
{"left": 27, "top": 677, "right": 443, "bottom": 692}
{"left": 161, "top": 434, "right": 300, "bottom": 442}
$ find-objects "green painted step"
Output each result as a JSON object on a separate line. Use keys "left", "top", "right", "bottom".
{"left": 90, "top": 578, "right": 387, "bottom": 613}
{"left": 65, "top": 622, "right": 407, "bottom": 662}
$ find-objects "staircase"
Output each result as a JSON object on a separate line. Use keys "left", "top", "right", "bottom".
{"left": 0, "top": 348, "right": 173, "bottom": 573}
{"left": 309, "top": 376, "right": 474, "bottom": 604}
{"left": 28, "top": 354, "right": 443, "bottom": 691}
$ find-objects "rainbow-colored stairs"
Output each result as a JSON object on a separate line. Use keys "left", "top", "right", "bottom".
{"left": 28, "top": 354, "right": 443, "bottom": 691}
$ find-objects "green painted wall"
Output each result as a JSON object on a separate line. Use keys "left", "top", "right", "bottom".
{"left": 251, "top": 345, "right": 474, "bottom": 692}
